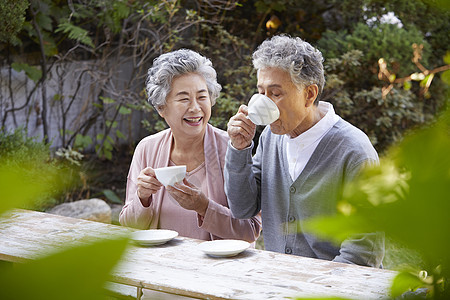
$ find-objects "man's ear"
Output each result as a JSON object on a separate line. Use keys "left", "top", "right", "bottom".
{"left": 305, "top": 84, "right": 319, "bottom": 107}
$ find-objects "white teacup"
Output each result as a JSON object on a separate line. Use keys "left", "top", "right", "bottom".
{"left": 247, "top": 94, "right": 280, "bottom": 125}
{"left": 154, "top": 166, "right": 186, "bottom": 187}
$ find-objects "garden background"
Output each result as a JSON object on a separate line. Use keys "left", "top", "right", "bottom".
{"left": 1, "top": 0, "right": 449, "bottom": 299}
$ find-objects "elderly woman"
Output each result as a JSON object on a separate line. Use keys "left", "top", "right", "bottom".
{"left": 119, "top": 49, "right": 261, "bottom": 242}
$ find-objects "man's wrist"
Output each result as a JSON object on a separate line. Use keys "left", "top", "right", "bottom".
{"left": 230, "top": 141, "right": 253, "bottom": 151}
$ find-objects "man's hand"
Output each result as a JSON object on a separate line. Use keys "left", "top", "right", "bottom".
{"left": 227, "top": 105, "right": 256, "bottom": 150}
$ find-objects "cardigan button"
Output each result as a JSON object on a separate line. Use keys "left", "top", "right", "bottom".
{"left": 285, "top": 247, "right": 292, "bottom": 254}
{"left": 289, "top": 186, "right": 296, "bottom": 193}
{"left": 288, "top": 216, "right": 295, "bottom": 223}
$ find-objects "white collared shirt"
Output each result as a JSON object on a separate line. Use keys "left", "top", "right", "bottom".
{"left": 285, "top": 101, "right": 340, "bottom": 181}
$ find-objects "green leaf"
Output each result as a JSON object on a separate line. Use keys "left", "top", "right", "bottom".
{"left": 74, "top": 134, "right": 93, "bottom": 150}
{"left": 118, "top": 106, "right": 132, "bottom": 115}
{"left": 36, "top": 12, "right": 52, "bottom": 31}
{"left": 116, "top": 129, "right": 126, "bottom": 140}
{"left": 106, "top": 120, "right": 118, "bottom": 128}
{"left": 435, "top": 0, "right": 450, "bottom": 10}
{"left": 389, "top": 74, "right": 396, "bottom": 82}
{"left": 441, "top": 70, "right": 450, "bottom": 85}
{"left": 11, "top": 62, "right": 42, "bottom": 82}
{"left": 403, "top": 81, "right": 412, "bottom": 91}
{"left": 444, "top": 51, "right": 450, "bottom": 65}
{"left": 419, "top": 75, "right": 431, "bottom": 87}
{"left": 302, "top": 215, "right": 369, "bottom": 245}
{"left": 390, "top": 271, "right": 424, "bottom": 298}
{"left": 113, "top": 1, "right": 131, "bottom": 19}
{"left": 53, "top": 93, "right": 63, "bottom": 101}
{"left": 104, "top": 149, "right": 112, "bottom": 160}
{"left": 102, "top": 189, "right": 123, "bottom": 204}
{"left": 303, "top": 108, "right": 450, "bottom": 278}
{"left": 100, "top": 96, "right": 116, "bottom": 104}
{"left": 0, "top": 165, "right": 53, "bottom": 214}
{"left": 0, "top": 237, "right": 129, "bottom": 300}
{"left": 55, "top": 21, "right": 94, "bottom": 48}
{"left": 389, "top": 110, "right": 450, "bottom": 263}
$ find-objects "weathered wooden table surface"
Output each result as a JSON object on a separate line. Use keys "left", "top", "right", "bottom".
{"left": 0, "top": 209, "right": 396, "bottom": 299}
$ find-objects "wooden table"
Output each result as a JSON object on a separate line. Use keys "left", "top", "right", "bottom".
{"left": 0, "top": 209, "right": 397, "bottom": 299}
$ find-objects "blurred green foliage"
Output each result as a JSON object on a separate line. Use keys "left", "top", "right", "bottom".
{"left": 303, "top": 105, "right": 450, "bottom": 299}
{"left": 0, "top": 128, "right": 80, "bottom": 211}
{"left": 0, "top": 148, "right": 129, "bottom": 300}
{"left": 0, "top": 128, "right": 129, "bottom": 300}
{"left": 0, "top": 237, "right": 129, "bottom": 300}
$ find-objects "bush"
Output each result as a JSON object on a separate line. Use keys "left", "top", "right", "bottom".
{"left": 318, "top": 22, "right": 431, "bottom": 81}
{"left": 317, "top": 23, "right": 446, "bottom": 153}
{"left": 0, "top": 128, "right": 80, "bottom": 210}
{"left": 0, "top": 0, "right": 28, "bottom": 45}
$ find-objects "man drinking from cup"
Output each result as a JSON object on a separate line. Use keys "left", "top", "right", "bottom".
{"left": 224, "top": 35, "right": 384, "bottom": 267}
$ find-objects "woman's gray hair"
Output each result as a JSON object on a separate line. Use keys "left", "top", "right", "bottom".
{"left": 146, "top": 49, "right": 222, "bottom": 109}
{"left": 252, "top": 35, "right": 325, "bottom": 103}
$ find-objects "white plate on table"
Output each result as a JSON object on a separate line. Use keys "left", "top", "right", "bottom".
{"left": 198, "top": 240, "right": 250, "bottom": 257}
{"left": 131, "top": 229, "right": 178, "bottom": 246}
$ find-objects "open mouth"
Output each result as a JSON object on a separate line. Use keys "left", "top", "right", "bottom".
{"left": 184, "top": 117, "right": 203, "bottom": 125}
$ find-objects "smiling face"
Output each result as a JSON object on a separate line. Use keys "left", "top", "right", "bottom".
{"left": 158, "top": 73, "right": 212, "bottom": 140}
{"left": 257, "top": 67, "right": 319, "bottom": 138}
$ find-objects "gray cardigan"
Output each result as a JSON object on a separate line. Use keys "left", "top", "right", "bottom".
{"left": 224, "top": 118, "right": 385, "bottom": 267}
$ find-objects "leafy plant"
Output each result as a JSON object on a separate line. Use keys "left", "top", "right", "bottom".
{"left": 11, "top": 62, "right": 42, "bottom": 82}
{"left": 55, "top": 21, "right": 94, "bottom": 48}
{"left": 0, "top": 128, "right": 79, "bottom": 211}
{"left": 319, "top": 23, "right": 431, "bottom": 79}
{"left": 320, "top": 40, "right": 442, "bottom": 154}
{"left": 0, "top": 0, "right": 29, "bottom": 45}
{"left": 303, "top": 105, "right": 450, "bottom": 299}
{"left": 0, "top": 237, "right": 129, "bottom": 300}
{"left": 0, "top": 138, "right": 129, "bottom": 300}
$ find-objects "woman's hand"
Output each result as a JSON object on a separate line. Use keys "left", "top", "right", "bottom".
{"left": 227, "top": 105, "right": 256, "bottom": 150}
{"left": 136, "top": 167, "right": 163, "bottom": 207}
{"left": 166, "top": 178, "right": 209, "bottom": 216}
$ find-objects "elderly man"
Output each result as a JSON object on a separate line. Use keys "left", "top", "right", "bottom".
{"left": 224, "top": 35, "right": 384, "bottom": 267}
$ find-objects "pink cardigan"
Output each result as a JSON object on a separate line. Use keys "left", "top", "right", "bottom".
{"left": 119, "top": 124, "right": 262, "bottom": 242}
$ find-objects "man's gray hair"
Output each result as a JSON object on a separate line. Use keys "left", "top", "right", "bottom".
{"left": 146, "top": 49, "right": 222, "bottom": 109}
{"left": 252, "top": 35, "right": 325, "bottom": 102}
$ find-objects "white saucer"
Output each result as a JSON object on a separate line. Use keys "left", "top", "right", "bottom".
{"left": 131, "top": 229, "right": 178, "bottom": 246}
{"left": 198, "top": 240, "right": 250, "bottom": 257}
